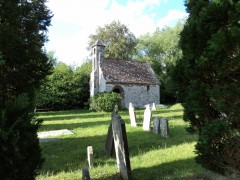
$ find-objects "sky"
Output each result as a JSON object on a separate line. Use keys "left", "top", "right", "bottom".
{"left": 45, "top": 0, "right": 188, "bottom": 66}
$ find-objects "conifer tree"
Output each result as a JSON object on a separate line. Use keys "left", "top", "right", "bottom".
{"left": 173, "top": 0, "right": 240, "bottom": 175}
{"left": 0, "top": 0, "right": 52, "bottom": 179}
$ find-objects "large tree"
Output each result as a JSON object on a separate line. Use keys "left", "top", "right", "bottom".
{"left": 173, "top": 0, "right": 240, "bottom": 176}
{"left": 0, "top": 0, "right": 52, "bottom": 179}
{"left": 88, "top": 20, "right": 137, "bottom": 60}
{"left": 137, "top": 22, "right": 183, "bottom": 103}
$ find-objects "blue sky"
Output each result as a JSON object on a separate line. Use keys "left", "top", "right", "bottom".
{"left": 45, "top": 0, "right": 187, "bottom": 66}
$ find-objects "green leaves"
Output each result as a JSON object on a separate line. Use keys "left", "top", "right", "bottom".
{"left": 174, "top": 0, "right": 240, "bottom": 175}
{"left": 36, "top": 61, "right": 91, "bottom": 110}
{"left": 137, "top": 22, "right": 184, "bottom": 103}
{"left": 90, "top": 92, "right": 121, "bottom": 112}
{"left": 88, "top": 20, "right": 137, "bottom": 60}
{"left": 0, "top": 0, "right": 51, "bottom": 178}
{"left": 0, "top": 94, "right": 44, "bottom": 179}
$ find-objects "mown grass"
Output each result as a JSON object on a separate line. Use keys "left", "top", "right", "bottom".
{"left": 36, "top": 104, "right": 223, "bottom": 180}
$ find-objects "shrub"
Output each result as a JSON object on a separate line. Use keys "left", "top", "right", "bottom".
{"left": 0, "top": 94, "right": 44, "bottom": 179}
{"left": 90, "top": 92, "right": 121, "bottom": 112}
{"left": 196, "top": 120, "right": 240, "bottom": 175}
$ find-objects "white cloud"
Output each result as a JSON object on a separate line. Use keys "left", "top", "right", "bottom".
{"left": 45, "top": 0, "right": 187, "bottom": 66}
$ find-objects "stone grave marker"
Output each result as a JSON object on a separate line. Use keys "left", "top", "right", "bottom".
{"left": 129, "top": 103, "right": 137, "bottom": 127}
{"left": 160, "top": 117, "right": 169, "bottom": 138}
{"left": 87, "top": 146, "right": 93, "bottom": 168}
{"left": 105, "top": 122, "right": 115, "bottom": 157}
{"left": 152, "top": 102, "right": 156, "bottom": 110}
{"left": 82, "top": 167, "right": 90, "bottom": 180}
{"left": 112, "top": 105, "right": 131, "bottom": 180}
{"left": 153, "top": 117, "right": 160, "bottom": 134}
{"left": 142, "top": 104, "right": 152, "bottom": 131}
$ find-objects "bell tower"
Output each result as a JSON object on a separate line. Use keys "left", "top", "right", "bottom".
{"left": 90, "top": 40, "right": 105, "bottom": 96}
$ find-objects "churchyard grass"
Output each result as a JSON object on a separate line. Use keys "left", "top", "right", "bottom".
{"left": 36, "top": 104, "right": 223, "bottom": 180}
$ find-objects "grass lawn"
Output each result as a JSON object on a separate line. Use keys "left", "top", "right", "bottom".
{"left": 36, "top": 104, "right": 222, "bottom": 180}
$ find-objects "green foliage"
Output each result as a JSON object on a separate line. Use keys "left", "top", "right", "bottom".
{"left": 172, "top": 0, "right": 240, "bottom": 175}
{"left": 0, "top": 94, "right": 44, "bottom": 179}
{"left": 88, "top": 20, "right": 137, "bottom": 60}
{"left": 137, "top": 22, "right": 184, "bottom": 104}
{"left": 196, "top": 120, "right": 240, "bottom": 175}
{"left": 90, "top": 92, "right": 121, "bottom": 112}
{"left": 36, "top": 61, "right": 91, "bottom": 110}
{"left": 0, "top": 0, "right": 53, "bottom": 105}
{"left": 0, "top": 0, "right": 52, "bottom": 178}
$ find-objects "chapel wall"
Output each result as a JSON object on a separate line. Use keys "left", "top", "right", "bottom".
{"left": 105, "top": 84, "right": 160, "bottom": 108}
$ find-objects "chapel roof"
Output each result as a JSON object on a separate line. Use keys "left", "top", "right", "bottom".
{"left": 100, "top": 59, "right": 160, "bottom": 85}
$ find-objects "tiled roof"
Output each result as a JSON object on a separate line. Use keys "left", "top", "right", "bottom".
{"left": 100, "top": 59, "right": 160, "bottom": 85}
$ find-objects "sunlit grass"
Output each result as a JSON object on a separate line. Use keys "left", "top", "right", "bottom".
{"left": 36, "top": 104, "right": 222, "bottom": 180}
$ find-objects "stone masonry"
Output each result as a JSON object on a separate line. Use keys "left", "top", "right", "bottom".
{"left": 105, "top": 84, "right": 160, "bottom": 108}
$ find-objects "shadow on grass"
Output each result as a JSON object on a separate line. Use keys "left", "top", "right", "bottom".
{"left": 91, "top": 158, "right": 213, "bottom": 180}
{"left": 39, "top": 113, "right": 110, "bottom": 121}
{"left": 131, "top": 158, "right": 211, "bottom": 180}
{"left": 37, "top": 109, "right": 94, "bottom": 116}
{"left": 39, "top": 120, "right": 111, "bottom": 131}
{"left": 39, "top": 123, "right": 196, "bottom": 176}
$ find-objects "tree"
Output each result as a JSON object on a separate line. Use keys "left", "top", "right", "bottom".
{"left": 36, "top": 61, "right": 91, "bottom": 110}
{"left": 72, "top": 61, "right": 91, "bottom": 108}
{"left": 137, "top": 22, "right": 184, "bottom": 103}
{"left": 173, "top": 0, "right": 240, "bottom": 176}
{"left": 0, "top": 0, "right": 52, "bottom": 179}
{"left": 88, "top": 20, "right": 137, "bottom": 60}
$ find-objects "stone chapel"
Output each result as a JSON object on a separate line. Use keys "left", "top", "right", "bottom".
{"left": 89, "top": 40, "right": 160, "bottom": 108}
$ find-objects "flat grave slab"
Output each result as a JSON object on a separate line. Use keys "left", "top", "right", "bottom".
{"left": 38, "top": 129, "right": 74, "bottom": 138}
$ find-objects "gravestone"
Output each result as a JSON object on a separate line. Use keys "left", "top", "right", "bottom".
{"left": 152, "top": 103, "right": 156, "bottom": 110}
{"left": 87, "top": 146, "right": 93, "bottom": 168}
{"left": 153, "top": 117, "right": 160, "bottom": 134}
{"left": 105, "top": 123, "right": 115, "bottom": 157}
{"left": 82, "top": 167, "right": 90, "bottom": 180}
{"left": 142, "top": 104, "right": 152, "bottom": 131}
{"left": 112, "top": 105, "right": 131, "bottom": 180}
{"left": 129, "top": 103, "right": 137, "bottom": 127}
{"left": 160, "top": 117, "right": 169, "bottom": 138}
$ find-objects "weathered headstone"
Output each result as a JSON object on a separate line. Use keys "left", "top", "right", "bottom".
{"left": 87, "top": 146, "right": 93, "bottom": 168}
{"left": 105, "top": 123, "right": 115, "bottom": 157}
{"left": 142, "top": 104, "right": 152, "bottom": 131}
{"left": 129, "top": 103, "right": 137, "bottom": 127}
{"left": 160, "top": 117, "right": 169, "bottom": 138}
{"left": 153, "top": 117, "right": 160, "bottom": 134}
{"left": 82, "top": 166, "right": 90, "bottom": 180}
{"left": 112, "top": 105, "right": 131, "bottom": 180}
{"left": 152, "top": 102, "right": 156, "bottom": 110}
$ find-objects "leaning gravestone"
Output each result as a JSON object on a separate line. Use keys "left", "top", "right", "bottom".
{"left": 142, "top": 104, "right": 152, "bottom": 131}
{"left": 160, "top": 117, "right": 169, "bottom": 138}
{"left": 105, "top": 123, "right": 115, "bottom": 157}
{"left": 153, "top": 117, "right": 160, "bottom": 134}
{"left": 129, "top": 103, "right": 137, "bottom": 127}
{"left": 112, "top": 105, "right": 131, "bottom": 180}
